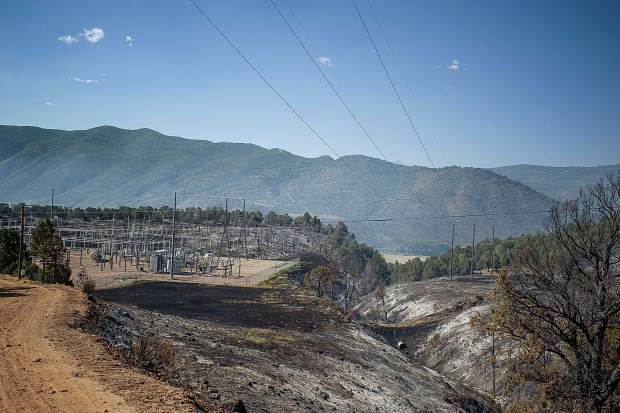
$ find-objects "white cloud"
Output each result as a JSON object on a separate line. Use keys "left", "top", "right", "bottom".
{"left": 57, "top": 35, "right": 78, "bottom": 45}
{"left": 125, "top": 35, "right": 134, "bottom": 47}
{"left": 447, "top": 59, "right": 460, "bottom": 71}
{"left": 44, "top": 101, "right": 53, "bottom": 106}
{"left": 317, "top": 56, "right": 334, "bottom": 67}
{"left": 433, "top": 64, "right": 443, "bottom": 70}
{"left": 81, "top": 27, "right": 105, "bottom": 44}
{"left": 68, "top": 77, "right": 99, "bottom": 84}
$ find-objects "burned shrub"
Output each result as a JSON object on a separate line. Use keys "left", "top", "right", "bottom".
{"left": 84, "top": 299, "right": 108, "bottom": 333}
{"left": 125, "top": 334, "right": 177, "bottom": 380}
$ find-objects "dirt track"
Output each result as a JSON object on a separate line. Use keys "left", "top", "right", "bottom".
{"left": 0, "top": 276, "right": 196, "bottom": 413}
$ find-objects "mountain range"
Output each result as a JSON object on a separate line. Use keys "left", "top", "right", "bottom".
{"left": 490, "top": 164, "right": 620, "bottom": 200}
{"left": 0, "top": 125, "right": 615, "bottom": 253}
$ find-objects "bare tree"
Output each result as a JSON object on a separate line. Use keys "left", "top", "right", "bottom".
{"left": 488, "top": 174, "right": 620, "bottom": 412}
{"left": 376, "top": 281, "right": 387, "bottom": 322}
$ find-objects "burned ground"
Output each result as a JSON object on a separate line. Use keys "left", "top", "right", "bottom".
{"left": 356, "top": 276, "right": 511, "bottom": 402}
{"left": 95, "top": 282, "right": 494, "bottom": 412}
{"left": 97, "top": 283, "right": 336, "bottom": 332}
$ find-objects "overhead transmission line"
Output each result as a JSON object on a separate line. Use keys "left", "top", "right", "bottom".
{"left": 365, "top": 0, "right": 449, "bottom": 167}
{"left": 186, "top": 0, "right": 378, "bottom": 197}
{"left": 351, "top": 0, "right": 436, "bottom": 169}
{"left": 17, "top": 207, "right": 550, "bottom": 222}
{"left": 360, "top": 2, "right": 524, "bottom": 233}
{"left": 340, "top": 209, "right": 550, "bottom": 223}
{"left": 351, "top": 0, "right": 471, "bottom": 224}
{"left": 178, "top": 1, "right": 541, "bottom": 231}
{"left": 269, "top": 0, "right": 390, "bottom": 164}
{"left": 269, "top": 0, "right": 421, "bottom": 204}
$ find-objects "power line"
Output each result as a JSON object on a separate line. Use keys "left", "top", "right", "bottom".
{"left": 186, "top": 0, "right": 377, "bottom": 196}
{"left": 351, "top": 0, "right": 436, "bottom": 169}
{"left": 9, "top": 178, "right": 537, "bottom": 215}
{"left": 364, "top": 2, "right": 492, "bottom": 230}
{"left": 270, "top": 0, "right": 390, "bottom": 164}
{"left": 365, "top": 0, "right": 450, "bottom": 167}
{"left": 13, "top": 206, "right": 550, "bottom": 222}
{"left": 269, "top": 0, "right": 421, "bottom": 205}
{"left": 340, "top": 209, "right": 550, "bottom": 223}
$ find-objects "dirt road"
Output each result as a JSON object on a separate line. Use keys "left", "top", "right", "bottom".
{"left": 0, "top": 276, "right": 196, "bottom": 413}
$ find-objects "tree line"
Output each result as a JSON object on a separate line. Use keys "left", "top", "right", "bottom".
{"left": 305, "top": 221, "right": 390, "bottom": 309}
{"left": 389, "top": 233, "right": 547, "bottom": 283}
{"left": 0, "top": 203, "right": 323, "bottom": 230}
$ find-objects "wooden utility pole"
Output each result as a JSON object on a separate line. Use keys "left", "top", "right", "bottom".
{"left": 50, "top": 188, "right": 55, "bottom": 222}
{"left": 491, "top": 329, "right": 497, "bottom": 398}
{"left": 170, "top": 192, "right": 176, "bottom": 279}
{"left": 243, "top": 199, "right": 249, "bottom": 259}
{"left": 491, "top": 225, "right": 495, "bottom": 273}
{"left": 17, "top": 203, "right": 25, "bottom": 279}
{"left": 449, "top": 224, "right": 455, "bottom": 279}
{"left": 470, "top": 223, "right": 476, "bottom": 277}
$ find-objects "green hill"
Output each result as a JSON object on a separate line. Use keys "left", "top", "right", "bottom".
{"left": 0, "top": 125, "right": 553, "bottom": 251}
{"left": 491, "top": 164, "right": 620, "bottom": 200}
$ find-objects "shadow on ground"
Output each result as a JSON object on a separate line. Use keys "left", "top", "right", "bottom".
{"left": 0, "top": 285, "right": 33, "bottom": 298}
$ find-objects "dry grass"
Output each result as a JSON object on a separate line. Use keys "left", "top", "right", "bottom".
{"left": 237, "top": 328, "right": 298, "bottom": 347}
{"left": 379, "top": 313, "right": 452, "bottom": 329}
{"left": 258, "top": 263, "right": 302, "bottom": 287}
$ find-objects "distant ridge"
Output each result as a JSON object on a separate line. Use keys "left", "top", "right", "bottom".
{"left": 0, "top": 125, "right": 556, "bottom": 252}
{"left": 491, "top": 164, "right": 620, "bottom": 200}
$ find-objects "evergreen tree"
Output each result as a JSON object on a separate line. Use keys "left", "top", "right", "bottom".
{"left": 30, "top": 219, "right": 71, "bottom": 284}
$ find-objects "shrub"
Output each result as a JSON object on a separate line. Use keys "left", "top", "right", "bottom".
{"left": 84, "top": 299, "right": 108, "bottom": 333}
{"left": 82, "top": 279, "right": 96, "bottom": 297}
{"left": 125, "top": 334, "right": 176, "bottom": 380}
{"left": 33, "top": 264, "right": 72, "bottom": 285}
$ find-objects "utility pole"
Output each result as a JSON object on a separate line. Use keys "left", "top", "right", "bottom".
{"left": 449, "top": 224, "right": 455, "bottom": 279}
{"left": 17, "top": 203, "right": 25, "bottom": 280}
{"left": 170, "top": 192, "right": 176, "bottom": 279}
{"left": 491, "top": 225, "right": 495, "bottom": 274}
{"left": 470, "top": 223, "right": 476, "bottom": 277}
{"left": 243, "top": 199, "right": 248, "bottom": 259}
{"left": 50, "top": 188, "right": 55, "bottom": 222}
{"left": 491, "top": 329, "right": 497, "bottom": 399}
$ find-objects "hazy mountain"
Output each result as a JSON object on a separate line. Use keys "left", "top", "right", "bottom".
{"left": 491, "top": 164, "right": 620, "bottom": 200}
{"left": 0, "top": 125, "right": 553, "bottom": 252}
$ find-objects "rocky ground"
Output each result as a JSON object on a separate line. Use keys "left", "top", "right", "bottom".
{"left": 95, "top": 282, "right": 496, "bottom": 412}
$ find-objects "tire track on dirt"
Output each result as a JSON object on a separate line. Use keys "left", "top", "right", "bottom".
{"left": 0, "top": 276, "right": 197, "bottom": 413}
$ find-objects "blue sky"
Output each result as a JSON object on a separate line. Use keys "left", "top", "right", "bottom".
{"left": 1, "top": 0, "right": 618, "bottom": 167}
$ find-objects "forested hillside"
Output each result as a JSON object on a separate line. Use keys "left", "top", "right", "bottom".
{"left": 0, "top": 125, "right": 553, "bottom": 251}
